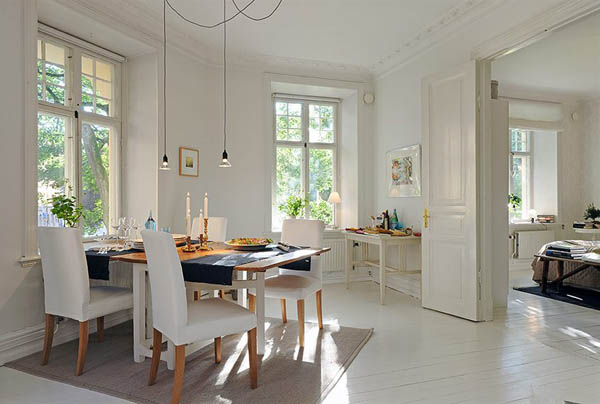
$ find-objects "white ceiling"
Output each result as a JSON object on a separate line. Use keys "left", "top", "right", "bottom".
{"left": 38, "top": 0, "right": 500, "bottom": 78}
{"left": 492, "top": 11, "right": 600, "bottom": 100}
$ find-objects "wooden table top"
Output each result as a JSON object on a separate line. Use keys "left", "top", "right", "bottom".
{"left": 535, "top": 254, "right": 600, "bottom": 266}
{"left": 111, "top": 243, "right": 331, "bottom": 272}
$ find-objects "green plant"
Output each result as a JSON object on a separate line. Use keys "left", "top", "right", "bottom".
{"left": 584, "top": 203, "right": 600, "bottom": 221}
{"left": 49, "top": 193, "right": 83, "bottom": 227}
{"left": 508, "top": 193, "right": 522, "bottom": 208}
{"left": 278, "top": 195, "right": 306, "bottom": 218}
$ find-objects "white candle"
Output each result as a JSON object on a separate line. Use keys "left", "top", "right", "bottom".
{"left": 185, "top": 192, "right": 191, "bottom": 236}
{"left": 198, "top": 209, "right": 203, "bottom": 236}
{"left": 204, "top": 192, "right": 208, "bottom": 219}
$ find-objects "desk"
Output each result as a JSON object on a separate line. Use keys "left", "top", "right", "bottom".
{"left": 535, "top": 254, "right": 600, "bottom": 294}
{"left": 344, "top": 232, "right": 421, "bottom": 304}
{"left": 112, "top": 244, "right": 330, "bottom": 369}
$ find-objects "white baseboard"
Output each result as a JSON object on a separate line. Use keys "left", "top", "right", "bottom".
{"left": 322, "top": 267, "right": 372, "bottom": 284}
{"left": 0, "top": 309, "right": 132, "bottom": 365}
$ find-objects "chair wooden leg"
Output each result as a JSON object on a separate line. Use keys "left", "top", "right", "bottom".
{"left": 41, "top": 314, "right": 55, "bottom": 365}
{"left": 281, "top": 299, "right": 287, "bottom": 323}
{"left": 316, "top": 290, "right": 323, "bottom": 330}
{"left": 193, "top": 290, "right": 200, "bottom": 301}
{"left": 171, "top": 345, "right": 186, "bottom": 404}
{"left": 214, "top": 337, "right": 222, "bottom": 363}
{"left": 97, "top": 316, "right": 105, "bottom": 342}
{"left": 219, "top": 289, "right": 225, "bottom": 299}
{"left": 148, "top": 328, "right": 162, "bottom": 386}
{"left": 247, "top": 327, "right": 258, "bottom": 389}
{"left": 297, "top": 299, "right": 305, "bottom": 347}
{"left": 248, "top": 294, "right": 255, "bottom": 313}
{"left": 75, "top": 321, "right": 89, "bottom": 376}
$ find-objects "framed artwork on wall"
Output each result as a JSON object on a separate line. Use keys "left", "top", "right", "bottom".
{"left": 387, "top": 144, "right": 421, "bottom": 197}
{"left": 179, "top": 147, "right": 199, "bottom": 177}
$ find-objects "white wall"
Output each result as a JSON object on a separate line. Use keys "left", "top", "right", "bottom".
{"left": 531, "top": 130, "right": 558, "bottom": 216}
{"left": 583, "top": 99, "right": 600, "bottom": 209}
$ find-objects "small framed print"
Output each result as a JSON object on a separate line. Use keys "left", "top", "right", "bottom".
{"left": 387, "top": 144, "right": 421, "bottom": 197}
{"left": 179, "top": 147, "right": 199, "bottom": 177}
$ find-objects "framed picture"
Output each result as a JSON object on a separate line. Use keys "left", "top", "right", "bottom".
{"left": 179, "top": 147, "right": 199, "bottom": 177}
{"left": 386, "top": 144, "right": 421, "bottom": 197}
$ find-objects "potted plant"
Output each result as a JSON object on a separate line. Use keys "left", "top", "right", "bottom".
{"left": 49, "top": 193, "right": 84, "bottom": 227}
{"left": 278, "top": 195, "right": 306, "bottom": 219}
{"left": 508, "top": 193, "right": 522, "bottom": 221}
{"left": 584, "top": 203, "right": 600, "bottom": 224}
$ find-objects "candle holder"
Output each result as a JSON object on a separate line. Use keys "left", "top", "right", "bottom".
{"left": 195, "top": 217, "right": 212, "bottom": 251}
{"left": 181, "top": 235, "right": 197, "bottom": 252}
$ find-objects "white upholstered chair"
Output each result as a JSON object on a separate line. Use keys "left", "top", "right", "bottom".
{"left": 249, "top": 219, "right": 325, "bottom": 347}
{"left": 141, "top": 230, "right": 258, "bottom": 403}
{"left": 190, "top": 217, "right": 228, "bottom": 299}
{"left": 38, "top": 227, "right": 133, "bottom": 375}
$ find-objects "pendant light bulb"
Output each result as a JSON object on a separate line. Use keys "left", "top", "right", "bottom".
{"left": 219, "top": 150, "right": 232, "bottom": 168}
{"left": 160, "top": 153, "right": 170, "bottom": 170}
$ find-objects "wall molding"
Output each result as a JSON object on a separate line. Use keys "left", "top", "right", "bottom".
{"left": 472, "top": 0, "right": 600, "bottom": 60}
{"left": 0, "top": 310, "right": 132, "bottom": 366}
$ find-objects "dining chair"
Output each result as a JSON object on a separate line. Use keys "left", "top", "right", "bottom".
{"left": 141, "top": 230, "right": 258, "bottom": 404}
{"left": 249, "top": 219, "right": 325, "bottom": 347}
{"left": 190, "top": 217, "right": 228, "bottom": 299}
{"left": 38, "top": 227, "right": 133, "bottom": 376}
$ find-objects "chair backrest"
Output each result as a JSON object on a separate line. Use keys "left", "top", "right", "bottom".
{"left": 141, "top": 230, "right": 188, "bottom": 337}
{"left": 38, "top": 227, "right": 90, "bottom": 321}
{"left": 191, "top": 217, "right": 228, "bottom": 242}
{"left": 279, "top": 219, "right": 325, "bottom": 279}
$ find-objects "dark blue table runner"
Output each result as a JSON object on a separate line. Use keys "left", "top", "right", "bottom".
{"left": 85, "top": 245, "right": 311, "bottom": 285}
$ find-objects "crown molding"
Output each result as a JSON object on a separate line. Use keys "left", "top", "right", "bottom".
{"left": 371, "top": 0, "right": 504, "bottom": 78}
{"left": 472, "top": 0, "right": 600, "bottom": 60}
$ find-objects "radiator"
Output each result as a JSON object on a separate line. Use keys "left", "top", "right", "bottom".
{"left": 514, "top": 230, "right": 555, "bottom": 259}
{"left": 322, "top": 237, "right": 345, "bottom": 272}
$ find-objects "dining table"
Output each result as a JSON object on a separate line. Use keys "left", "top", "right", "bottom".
{"left": 105, "top": 242, "right": 330, "bottom": 370}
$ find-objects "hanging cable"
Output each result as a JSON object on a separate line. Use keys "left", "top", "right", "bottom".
{"left": 165, "top": 0, "right": 258, "bottom": 29}
{"left": 223, "top": 0, "right": 227, "bottom": 150}
{"left": 231, "top": 0, "right": 284, "bottom": 21}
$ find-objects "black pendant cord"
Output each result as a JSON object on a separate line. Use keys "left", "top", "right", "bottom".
{"left": 223, "top": 0, "right": 227, "bottom": 153}
{"left": 163, "top": 0, "right": 167, "bottom": 158}
{"left": 231, "top": 0, "right": 284, "bottom": 21}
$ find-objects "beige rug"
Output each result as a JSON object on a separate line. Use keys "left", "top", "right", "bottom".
{"left": 7, "top": 320, "right": 371, "bottom": 404}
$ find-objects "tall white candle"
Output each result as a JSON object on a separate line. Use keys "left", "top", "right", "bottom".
{"left": 204, "top": 192, "right": 208, "bottom": 219}
{"left": 198, "top": 209, "right": 203, "bottom": 233}
{"left": 185, "top": 192, "right": 191, "bottom": 236}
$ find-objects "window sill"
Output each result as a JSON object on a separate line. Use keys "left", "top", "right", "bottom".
{"left": 19, "top": 255, "right": 41, "bottom": 268}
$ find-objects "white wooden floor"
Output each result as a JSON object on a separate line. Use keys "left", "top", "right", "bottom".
{"left": 3, "top": 279, "right": 600, "bottom": 404}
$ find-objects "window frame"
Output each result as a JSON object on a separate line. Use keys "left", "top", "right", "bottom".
{"left": 271, "top": 96, "right": 339, "bottom": 231}
{"left": 509, "top": 128, "right": 533, "bottom": 222}
{"left": 36, "top": 31, "right": 122, "bottom": 240}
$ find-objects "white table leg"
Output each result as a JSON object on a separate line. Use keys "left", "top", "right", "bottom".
{"left": 345, "top": 238, "right": 353, "bottom": 289}
{"left": 132, "top": 263, "right": 146, "bottom": 363}
{"left": 240, "top": 271, "right": 248, "bottom": 308}
{"left": 379, "top": 242, "right": 386, "bottom": 305}
{"left": 255, "top": 272, "right": 266, "bottom": 355}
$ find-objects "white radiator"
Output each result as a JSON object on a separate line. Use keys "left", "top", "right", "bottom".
{"left": 514, "top": 230, "right": 555, "bottom": 259}
{"left": 322, "top": 237, "right": 345, "bottom": 273}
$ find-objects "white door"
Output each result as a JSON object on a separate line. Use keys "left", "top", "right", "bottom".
{"left": 421, "top": 60, "right": 481, "bottom": 321}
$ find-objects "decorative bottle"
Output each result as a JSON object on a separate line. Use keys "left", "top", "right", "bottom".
{"left": 144, "top": 210, "right": 156, "bottom": 231}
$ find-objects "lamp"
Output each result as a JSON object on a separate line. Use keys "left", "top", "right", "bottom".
{"left": 328, "top": 192, "right": 341, "bottom": 204}
{"left": 159, "top": 0, "right": 170, "bottom": 171}
{"left": 218, "top": 0, "right": 231, "bottom": 168}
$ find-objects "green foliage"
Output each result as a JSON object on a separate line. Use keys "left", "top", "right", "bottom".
{"left": 49, "top": 193, "right": 83, "bottom": 227}
{"left": 584, "top": 203, "right": 600, "bottom": 221}
{"left": 309, "top": 200, "right": 332, "bottom": 224}
{"left": 508, "top": 193, "right": 522, "bottom": 208}
{"left": 279, "top": 195, "right": 306, "bottom": 218}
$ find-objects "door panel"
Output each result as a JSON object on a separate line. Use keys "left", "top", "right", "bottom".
{"left": 421, "top": 60, "right": 480, "bottom": 321}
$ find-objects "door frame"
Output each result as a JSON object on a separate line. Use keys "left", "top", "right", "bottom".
{"left": 474, "top": 0, "right": 600, "bottom": 320}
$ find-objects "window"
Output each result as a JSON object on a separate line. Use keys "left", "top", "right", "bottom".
{"left": 37, "top": 34, "right": 121, "bottom": 237}
{"left": 509, "top": 128, "right": 531, "bottom": 221}
{"left": 272, "top": 98, "right": 337, "bottom": 231}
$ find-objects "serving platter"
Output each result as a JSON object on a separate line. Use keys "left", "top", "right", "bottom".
{"left": 225, "top": 238, "right": 273, "bottom": 251}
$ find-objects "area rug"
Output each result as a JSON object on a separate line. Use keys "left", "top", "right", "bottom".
{"left": 6, "top": 319, "right": 372, "bottom": 404}
{"left": 515, "top": 285, "right": 600, "bottom": 311}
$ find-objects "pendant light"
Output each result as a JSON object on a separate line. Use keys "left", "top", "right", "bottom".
{"left": 219, "top": 0, "right": 232, "bottom": 168}
{"left": 159, "top": 0, "right": 171, "bottom": 170}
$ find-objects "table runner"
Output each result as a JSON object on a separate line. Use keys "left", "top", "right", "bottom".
{"left": 86, "top": 249, "right": 137, "bottom": 280}
{"left": 181, "top": 246, "right": 311, "bottom": 285}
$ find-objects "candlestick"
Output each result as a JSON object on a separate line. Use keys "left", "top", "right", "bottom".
{"left": 203, "top": 217, "right": 209, "bottom": 248}
{"left": 204, "top": 192, "right": 208, "bottom": 219}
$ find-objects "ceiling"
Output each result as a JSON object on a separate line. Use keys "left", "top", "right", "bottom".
{"left": 492, "top": 11, "right": 600, "bottom": 100}
{"left": 38, "top": 0, "right": 501, "bottom": 78}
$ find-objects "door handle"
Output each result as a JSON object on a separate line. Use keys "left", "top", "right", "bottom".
{"left": 423, "top": 208, "right": 430, "bottom": 229}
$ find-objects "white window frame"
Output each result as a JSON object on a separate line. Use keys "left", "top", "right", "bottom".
{"left": 509, "top": 128, "right": 532, "bottom": 222}
{"left": 36, "top": 30, "right": 123, "bottom": 240}
{"left": 271, "top": 96, "right": 339, "bottom": 231}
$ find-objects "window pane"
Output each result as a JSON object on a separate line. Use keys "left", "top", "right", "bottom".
{"left": 288, "top": 103, "right": 301, "bottom": 116}
{"left": 288, "top": 116, "right": 301, "bottom": 129}
{"left": 45, "top": 63, "right": 65, "bottom": 86}
{"left": 96, "top": 98, "right": 110, "bottom": 116}
{"left": 82, "top": 74, "right": 94, "bottom": 95}
{"left": 277, "top": 116, "right": 288, "bottom": 130}
{"left": 309, "top": 103, "right": 335, "bottom": 143}
{"left": 37, "top": 39, "right": 42, "bottom": 59}
{"left": 95, "top": 60, "right": 112, "bottom": 81}
{"left": 37, "top": 83, "right": 43, "bottom": 100}
{"left": 308, "top": 148, "right": 333, "bottom": 225}
{"left": 45, "top": 42, "right": 64, "bottom": 66}
{"left": 81, "top": 123, "right": 110, "bottom": 237}
{"left": 95, "top": 79, "right": 112, "bottom": 99}
{"left": 510, "top": 155, "right": 529, "bottom": 221}
{"left": 45, "top": 84, "right": 64, "bottom": 104}
{"left": 510, "top": 128, "right": 528, "bottom": 152}
{"left": 38, "top": 113, "right": 67, "bottom": 227}
{"left": 275, "top": 102, "right": 287, "bottom": 115}
{"left": 82, "top": 56, "right": 94, "bottom": 75}
{"left": 37, "top": 60, "right": 43, "bottom": 82}
{"left": 274, "top": 146, "right": 303, "bottom": 230}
